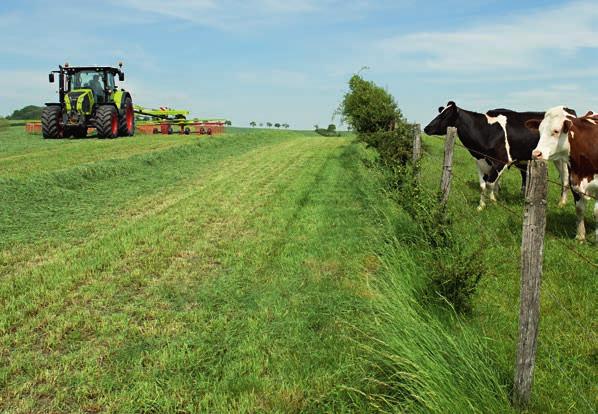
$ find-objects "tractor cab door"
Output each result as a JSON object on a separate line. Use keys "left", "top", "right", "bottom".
{"left": 106, "top": 73, "right": 115, "bottom": 91}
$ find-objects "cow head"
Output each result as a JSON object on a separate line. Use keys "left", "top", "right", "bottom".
{"left": 528, "top": 106, "right": 574, "bottom": 161}
{"left": 424, "top": 101, "right": 458, "bottom": 135}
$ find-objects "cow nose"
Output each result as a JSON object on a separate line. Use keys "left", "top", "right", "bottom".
{"left": 532, "top": 150, "right": 543, "bottom": 159}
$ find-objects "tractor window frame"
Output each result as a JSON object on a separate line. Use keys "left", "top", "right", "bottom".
{"left": 70, "top": 71, "right": 105, "bottom": 91}
{"left": 106, "top": 73, "right": 115, "bottom": 91}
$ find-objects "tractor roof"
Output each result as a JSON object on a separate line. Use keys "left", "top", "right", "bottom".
{"left": 60, "top": 66, "right": 123, "bottom": 75}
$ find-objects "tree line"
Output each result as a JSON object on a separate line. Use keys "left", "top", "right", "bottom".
{"left": 249, "top": 121, "right": 290, "bottom": 129}
{"left": 5, "top": 105, "right": 43, "bottom": 120}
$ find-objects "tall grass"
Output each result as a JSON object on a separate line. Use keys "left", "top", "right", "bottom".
{"left": 342, "top": 145, "right": 513, "bottom": 412}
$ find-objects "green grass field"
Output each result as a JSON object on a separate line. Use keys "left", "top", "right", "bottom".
{"left": 0, "top": 126, "right": 595, "bottom": 413}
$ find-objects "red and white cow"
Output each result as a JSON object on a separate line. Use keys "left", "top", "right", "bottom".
{"left": 527, "top": 106, "right": 598, "bottom": 241}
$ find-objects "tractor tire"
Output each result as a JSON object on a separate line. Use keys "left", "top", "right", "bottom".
{"left": 167, "top": 126, "right": 174, "bottom": 135}
{"left": 41, "top": 106, "right": 63, "bottom": 139}
{"left": 184, "top": 127, "right": 191, "bottom": 135}
{"left": 118, "top": 96, "right": 135, "bottom": 137}
{"left": 96, "top": 106, "right": 119, "bottom": 139}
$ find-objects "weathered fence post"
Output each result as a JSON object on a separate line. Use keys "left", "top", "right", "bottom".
{"left": 412, "top": 123, "right": 422, "bottom": 164}
{"left": 513, "top": 160, "right": 548, "bottom": 409}
{"left": 439, "top": 127, "right": 457, "bottom": 208}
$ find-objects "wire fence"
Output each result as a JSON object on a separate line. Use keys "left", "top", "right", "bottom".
{"left": 418, "top": 132, "right": 596, "bottom": 411}
{"left": 427, "top": 134, "right": 598, "bottom": 202}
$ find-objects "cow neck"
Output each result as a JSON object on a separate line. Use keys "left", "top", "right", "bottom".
{"left": 453, "top": 108, "right": 488, "bottom": 156}
{"left": 569, "top": 122, "right": 598, "bottom": 180}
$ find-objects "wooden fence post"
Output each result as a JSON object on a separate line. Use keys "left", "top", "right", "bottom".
{"left": 513, "top": 160, "right": 548, "bottom": 409}
{"left": 439, "top": 127, "right": 457, "bottom": 208}
{"left": 412, "top": 123, "right": 422, "bottom": 164}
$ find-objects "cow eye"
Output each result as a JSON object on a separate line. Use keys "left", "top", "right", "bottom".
{"left": 553, "top": 129, "right": 560, "bottom": 135}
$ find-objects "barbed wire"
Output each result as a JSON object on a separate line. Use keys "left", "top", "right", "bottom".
{"left": 420, "top": 144, "right": 598, "bottom": 269}
{"left": 418, "top": 145, "right": 598, "bottom": 412}
{"left": 424, "top": 133, "right": 598, "bottom": 202}
{"left": 418, "top": 143, "right": 597, "bottom": 333}
{"left": 444, "top": 173, "right": 597, "bottom": 344}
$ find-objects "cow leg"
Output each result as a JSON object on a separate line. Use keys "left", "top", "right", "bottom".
{"left": 487, "top": 181, "right": 497, "bottom": 203}
{"left": 487, "top": 164, "right": 506, "bottom": 204}
{"left": 476, "top": 161, "right": 488, "bottom": 211}
{"left": 575, "top": 196, "right": 586, "bottom": 242}
{"left": 554, "top": 160, "right": 570, "bottom": 208}
{"left": 594, "top": 200, "right": 598, "bottom": 242}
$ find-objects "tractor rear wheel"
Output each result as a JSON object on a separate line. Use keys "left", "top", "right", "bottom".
{"left": 41, "top": 106, "right": 63, "bottom": 139}
{"left": 118, "top": 96, "right": 135, "bottom": 137}
{"left": 96, "top": 106, "right": 119, "bottom": 139}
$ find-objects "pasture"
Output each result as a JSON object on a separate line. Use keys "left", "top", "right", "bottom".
{"left": 419, "top": 133, "right": 597, "bottom": 412}
{"left": 0, "top": 126, "right": 595, "bottom": 413}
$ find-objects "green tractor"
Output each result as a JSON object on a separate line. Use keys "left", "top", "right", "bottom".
{"left": 42, "top": 63, "right": 135, "bottom": 139}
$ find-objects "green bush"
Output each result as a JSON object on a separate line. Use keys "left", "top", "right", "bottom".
{"left": 338, "top": 75, "right": 401, "bottom": 134}
{"left": 315, "top": 128, "right": 340, "bottom": 137}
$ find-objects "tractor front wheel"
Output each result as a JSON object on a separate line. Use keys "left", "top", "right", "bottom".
{"left": 96, "top": 106, "right": 119, "bottom": 139}
{"left": 119, "top": 97, "right": 135, "bottom": 137}
{"left": 41, "top": 106, "right": 63, "bottom": 139}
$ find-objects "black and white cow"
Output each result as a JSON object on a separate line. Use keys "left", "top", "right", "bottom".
{"left": 424, "top": 101, "right": 572, "bottom": 210}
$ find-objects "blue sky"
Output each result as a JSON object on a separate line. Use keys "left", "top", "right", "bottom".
{"left": 0, "top": 0, "right": 596, "bottom": 128}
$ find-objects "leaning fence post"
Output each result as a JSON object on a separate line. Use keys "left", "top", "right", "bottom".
{"left": 439, "top": 127, "right": 457, "bottom": 208}
{"left": 412, "top": 123, "right": 422, "bottom": 164}
{"left": 513, "top": 159, "right": 548, "bottom": 409}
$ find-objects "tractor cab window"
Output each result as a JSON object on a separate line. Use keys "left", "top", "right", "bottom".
{"left": 71, "top": 71, "right": 105, "bottom": 101}
{"left": 106, "top": 73, "right": 115, "bottom": 91}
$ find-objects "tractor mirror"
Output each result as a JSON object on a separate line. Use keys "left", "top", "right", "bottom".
{"left": 49, "top": 73, "right": 55, "bottom": 83}
{"left": 118, "top": 73, "right": 124, "bottom": 82}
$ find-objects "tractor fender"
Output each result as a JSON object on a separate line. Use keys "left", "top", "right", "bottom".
{"left": 112, "top": 90, "right": 132, "bottom": 114}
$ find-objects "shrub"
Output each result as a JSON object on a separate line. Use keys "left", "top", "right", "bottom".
{"left": 338, "top": 75, "right": 401, "bottom": 134}
{"left": 315, "top": 128, "right": 341, "bottom": 137}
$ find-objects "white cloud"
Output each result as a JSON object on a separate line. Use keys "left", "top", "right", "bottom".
{"left": 379, "top": 1, "right": 598, "bottom": 72}
{"left": 110, "top": 0, "right": 407, "bottom": 30}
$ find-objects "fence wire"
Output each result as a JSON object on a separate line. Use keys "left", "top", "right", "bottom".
{"left": 425, "top": 133, "right": 598, "bottom": 202}
{"left": 416, "top": 144, "right": 596, "bottom": 411}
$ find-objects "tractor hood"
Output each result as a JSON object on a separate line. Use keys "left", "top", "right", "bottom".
{"left": 65, "top": 89, "right": 94, "bottom": 115}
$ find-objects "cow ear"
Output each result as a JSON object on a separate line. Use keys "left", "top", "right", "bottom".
{"left": 564, "top": 107, "right": 577, "bottom": 117}
{"left": 447, "top": 101, "right": 456, "bottom": 107}
{"left": 525, "top": 119, "right": 541, "bottom": 131}
{"left": 562, "top": 119, "right": 573, "bottom": 134}
{"left": 438, "top": 106, "right": 444, "bottom": 113}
